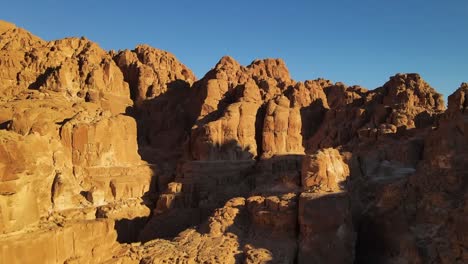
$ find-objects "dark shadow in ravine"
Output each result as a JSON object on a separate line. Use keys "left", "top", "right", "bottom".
{"left": 129, "top": 74, "right": 312, "bottom": 248}
{"left": 110, "top": 73, "right": 334, "bottom": 264}
{"left": 138, "top": 139, "right": 258, "bottom": 243}
{"left": 114, "top": 217, "right": 149, "bottom": 243}
{"left": 112, "top": 79, "right": 203, "bottom": 243}
{"left": 190, "top": 154, "right": 303, "bottom": 263}
{"left": 299, "top": 99, "right": 327, "bottom": 143}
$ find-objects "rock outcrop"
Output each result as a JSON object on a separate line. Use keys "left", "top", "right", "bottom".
{"left": 299, "top": 192, "right": 355, "bottom": 264}
{"left": 1, "top": 20, "right": 466, "bottom": 264}
{"left": 354, "top": 83, "right": 467, "bottom": 263}
{"left": 114, "top": 44, "right": 195, "bottom": 104}
{"left": 0, "top": 21, "right": 154, "bottom": 263}
{"left": 301, "top": 148, "right": 350, "bottom": 192}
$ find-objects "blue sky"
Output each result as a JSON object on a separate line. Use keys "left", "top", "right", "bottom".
{"left": 2, "top": 0, "right": 467, "bottom": 98}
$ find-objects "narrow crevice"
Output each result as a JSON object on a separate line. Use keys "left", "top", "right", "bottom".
{"left": 0, "top": 120, "right": 10, "bottom": 130}
{"left": 294, "top": 193, "right": 301, "bottom": 264}
{"left": 254, "top": 104, "right": 266, "bottom": 160}
{"left": 50, "top": 172, "right": 60, "bottom": 206}
{"left": 28, "top": 66, "right": 60, "bottom": 90}
{"left": 16, "top": 71, "right": 21, "bottom": 85}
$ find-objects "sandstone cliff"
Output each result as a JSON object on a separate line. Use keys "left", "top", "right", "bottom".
{"left": 0, "top": 20, "right": 466, "bottom": 264}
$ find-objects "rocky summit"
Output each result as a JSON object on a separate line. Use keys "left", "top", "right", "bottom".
{"left": 0, "top": 20, "right": 466, "bottom": 264}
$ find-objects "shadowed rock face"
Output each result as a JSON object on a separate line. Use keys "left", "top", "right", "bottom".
{"left": 1, "top": 20, "right": 466, "bottom": 264}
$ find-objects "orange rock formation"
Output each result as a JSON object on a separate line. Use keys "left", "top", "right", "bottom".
{"left": 0, "top": 20, "right": 466, "bottom": 264}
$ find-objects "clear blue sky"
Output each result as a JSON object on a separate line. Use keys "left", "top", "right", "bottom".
{"left": 2, "top": 0, "right": 467, "bottom": 98}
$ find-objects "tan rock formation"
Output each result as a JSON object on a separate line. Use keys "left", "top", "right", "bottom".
{"left": 0, "top": 219, "right": 119, "bottom": 264}
{"left": 308, "top": 74, "right": 445, "bottom": 151}
{"left": 113, "top": 44, "right": 197, "bottom": 184}
{"left": 447, "top": 82, "right": 468, "bottom": 114}
{"left": 301, "top": 148, "right": 350, "bottom": 192}
{"left": 187, "top": 56, "right": 295, "bottom": 161}
{"left": 262, "top": 96, "right": 304, "bottom": 158}
{"left": 190, "top": 81, "right": 262, "bottom": 160}
{"left": 0, "top": 21, "right": 153, "bottom": 262}
{"left": 0, "top": 20, "right": 466, "bottom": 264}
{"left": 0, "top": 130, "right": 59, "bottom": 233}
{"left": 136, "top": 196, "right": 297, "bottom": 264}
{"left": 0, "top": 23, "right": 132, "bottom": 114}
{"left": 114, "top": 44, "right": 195, "bottom": 103}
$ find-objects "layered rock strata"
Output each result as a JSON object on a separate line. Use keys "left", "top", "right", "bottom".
{"left": 1, "top": 20, "right": 466, "bottom": 264}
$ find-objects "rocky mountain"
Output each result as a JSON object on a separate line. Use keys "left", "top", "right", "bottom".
{"left": 0, "top": 20, "right": 466, "bottom": 264}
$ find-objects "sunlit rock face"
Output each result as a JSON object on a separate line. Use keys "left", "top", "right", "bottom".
{"left": 1, "top": 20, "right": 466, "bottom": 264}
{"left": 0, "top": 21, "right": 153, "bottom": 263}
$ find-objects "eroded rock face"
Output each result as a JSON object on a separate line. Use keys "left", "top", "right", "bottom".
{"left": 262, "top": 96, "right": 304, "bottom": 158}
{"left": 353, "top": 85, "right": 467, "bottom": 264}
{"left": 190, "top": 82, "right": 262, "bottom": 161}
{"left": 114, "top": 45, "right": 195, "bottom": 104}
{"left": 0, "top": 219, "right": 119, "bottom": 264}
{"left": 0, "top": 21, "right": 153, "bottom": 262}
{"left": 299, "top": 192, "right": 355, "bottom": 264}
{"left": 308, "top": 74, "right": 445, "bottom": 152}
{"left": 301, "top": 148, "right": 350, "bottom": 192}
{"left": 1, "top": 20, "right": 466, "bottom": 264}
{"left": 447, "top": 82, "right": 468, "bottom": 114}
{"left": 133, "top": 197, "right": 297, "bottom": 264}
{"left": 113, "top": 44, "right": 197, "bottom": 188}
{"left": 0, "top": 25, "right": 131, "bottom": 114}
{"left": 0, "top": 130, "right": 59, "bottom": 233}
{"left": 188, "top": 56, "right": 296, "bottom": 161}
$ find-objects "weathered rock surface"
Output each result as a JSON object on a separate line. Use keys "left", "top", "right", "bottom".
{"left": 301, "top": 148, "right": 350, "bottom": 192}
{"left": 0, "top": 219, "right": 120, "bottom": 264}
{"left": 262, "top": 96, "right": 304, "bottom": 158}
{"left": 132, "top": 197, "right": 297, "bottom": 264}
{"left": 352, "top": 84, "right": 466, "bottom": 264}
{"left": 0, "top": 23, "right": 132, "bottom": 114}
{"left": 0, "top": 21, "right": 154, "bottom": 263}
{"left": 299, "top": 192, "right": 355, "bottom": 264}
{"left": 1, "top": 20, "right": 466, "bottom": 264}
{"left": 114, "top": 45, "right": 195, "bottom": 104}
{"left": 188, "top": 56, "right": 295, "bottom": 161}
